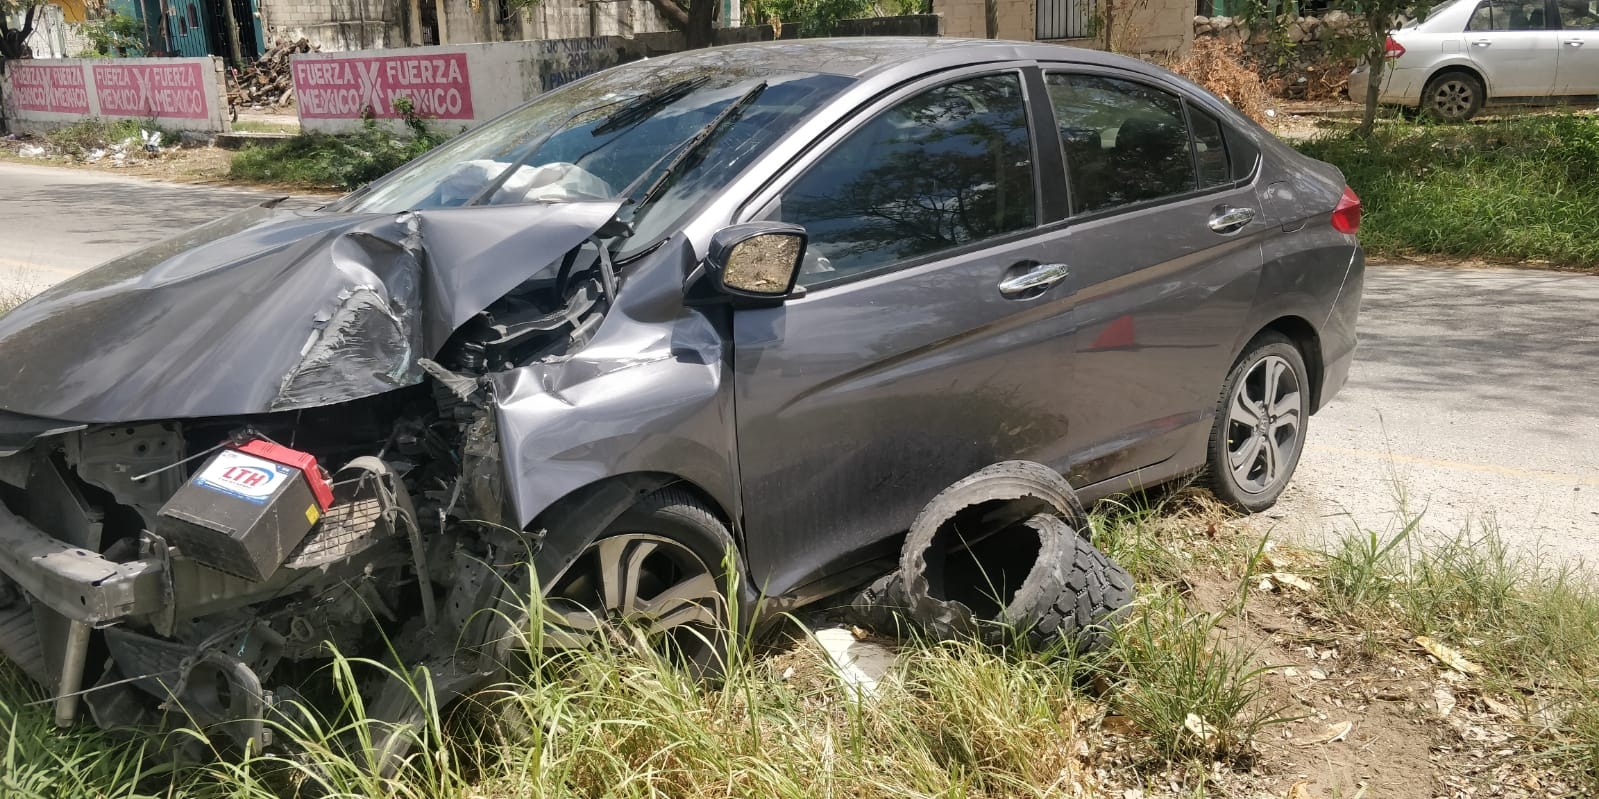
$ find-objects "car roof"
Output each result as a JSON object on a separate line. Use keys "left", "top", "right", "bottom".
{"left": 632, "top": 37, "right": 1163, "bottom": 81}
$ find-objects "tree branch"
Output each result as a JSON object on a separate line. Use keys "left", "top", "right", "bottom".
{"left": 641, "top": 0, "right": 691, "bottom": 30}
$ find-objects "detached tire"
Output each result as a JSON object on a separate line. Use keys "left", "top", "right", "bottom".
{"left": 1026, "top": 518, "right": 1136, "bottom": 652}
{"left": 856, "top": 461, "right": 1133, "bottom": 653}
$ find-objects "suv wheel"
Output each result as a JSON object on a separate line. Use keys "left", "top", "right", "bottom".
{"left": 1205, "top": 332, "right": 1310, "bottom": 512}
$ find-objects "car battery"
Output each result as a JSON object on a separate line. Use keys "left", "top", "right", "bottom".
{"left": 155, "top": 439, "right": 335, "bottom": 581}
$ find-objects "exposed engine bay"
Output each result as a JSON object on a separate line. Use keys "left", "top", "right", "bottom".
{"left": 0, "top": 231, "right": 623, "bottom": 756}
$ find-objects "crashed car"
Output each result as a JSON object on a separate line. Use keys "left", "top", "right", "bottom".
{"left": 0, "top": 38, "right": 1363, "bottom": 755}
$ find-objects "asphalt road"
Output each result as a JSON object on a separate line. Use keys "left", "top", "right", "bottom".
{"left": 0, "top": 162, "right": 286, "bottom": 295}
{"left": 1267, "top": 264, "right": 1599, "bottom": 563}
{"left": 1, "top": 163, "right": 1595, "bottom": 562}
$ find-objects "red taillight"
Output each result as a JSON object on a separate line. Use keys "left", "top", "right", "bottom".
{"left": 1384, "top": 35, "right": 1406, "bottom": 59}
{"left": 1331, "top": 186, "right": 1362, "bottom": 234}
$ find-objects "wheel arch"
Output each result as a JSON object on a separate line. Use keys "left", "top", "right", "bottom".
{"left": 1255, "top": 315, "right": 1326, "bottom": 412}
{"left": 522, "top": 470, "right": 741, "bottom": 590}
{"left": 1426, "top": 63, "right": 1491, "bottom": 101}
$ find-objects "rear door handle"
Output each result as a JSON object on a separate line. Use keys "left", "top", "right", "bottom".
{"left": 1472, "top": 38, "right": 1493, "bottom": 47}
{"left": 998, "top": 262, "right": 1070, "bottom": 298}
{"left": 1208, "top": 206, "right": 1257, "bottom": 234}
{"left": 1565, "top": 39, "right": 1585, "bottom": 46}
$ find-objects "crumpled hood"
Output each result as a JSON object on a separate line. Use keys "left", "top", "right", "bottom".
{"left": 0, "top": 199, "right": 623, "bottom": 423}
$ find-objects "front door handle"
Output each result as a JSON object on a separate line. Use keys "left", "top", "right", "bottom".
{"left": 998, "top": 262, "right": 1070, "bottom": 298}
{"left": 1565, "top": 39, "right": 1585, "bottom": 46}
{"left": 1208, "top": 206, "right": 1257, "bottom": 234}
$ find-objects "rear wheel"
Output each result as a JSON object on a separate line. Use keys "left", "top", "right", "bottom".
{"left": 540, "top": 489, "right": 739, "bottom": 676}
{"left": 1205, "top": 332, "right": 1310, "bottom": 512}
{"left": 1422, "top": 71, "right": 1484, "bottom": 121}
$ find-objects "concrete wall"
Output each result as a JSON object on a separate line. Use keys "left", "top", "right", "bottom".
{"left": 260, "top": 0, "right": 408, "bottom": 50}
{"left": 1118, "top": 0, "right": 1192, "bottom": 55}
{"left": 933, "top": 0, "right": 1183, "bottom": 53}
{"left": 260, "top": 0, "right": 670, "bottom": 52}
{"left": 938, "top": 0, "right": 1037, "bottom": 39}
{"left": 833, "top": 14, "right": 941, "bottom": 36}
{"left": 13, "top": 4, "right": 96, "bottom": 58}
{"left": 290, "top": 28, "right": 769, "bottom": 134}
{"left": 0, "top": 56, "right": 230, "bottom": 134}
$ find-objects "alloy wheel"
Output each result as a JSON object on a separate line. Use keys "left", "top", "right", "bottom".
{"left": 1428, "top": 79, "right": 1476, "bottom": 120}
{"left": 1224, "top": 354, "right": 1303, "bottom": 495}
{"left": 541, "top": 533, "right": 725, "bottom": 665}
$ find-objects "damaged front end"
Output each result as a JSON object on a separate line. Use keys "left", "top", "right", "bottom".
{"left": 0, "top": 196, "right": 679, "bottom": 756}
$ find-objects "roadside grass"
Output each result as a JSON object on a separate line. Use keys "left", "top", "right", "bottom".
{"left": 229, "top": 120, "right": 301, "bottom": 134}
{"left": 229, "top": 104, "right": 444, "bottom": 191}
{"left": 0, "top": 491, "right": 1596, "bottom": 796}
{"left": 43, "top": 118, "right": 172, "bottom": 160}
{"left": 1296, "top": 113, "right": 1599, "bottom": 267}
{"left": 1319, "top": 515, "right": 1599, "bottom": 784}
{"left": 0, "top": 290, "right": 25, "bottom": 316}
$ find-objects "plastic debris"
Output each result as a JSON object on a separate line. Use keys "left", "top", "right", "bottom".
{"left": 1415, "top": 635, "right": 1484, "bottom": 675}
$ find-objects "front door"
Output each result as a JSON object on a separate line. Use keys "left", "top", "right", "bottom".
{"left": 1036, "top": 68, "right": 1266, "bottom": 490}
{"left": 1465, "top": 0, "right": 1561, "bottom": 96}
{"left": 1554, "top": 0, "right": 1599, "bottom": 94}
{"left": 730, "top": 66, "right": 1079, "bottom": 596}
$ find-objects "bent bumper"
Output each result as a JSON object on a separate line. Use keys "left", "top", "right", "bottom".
{"left": 0, "top": 502, "right": 164, "bottom": 625}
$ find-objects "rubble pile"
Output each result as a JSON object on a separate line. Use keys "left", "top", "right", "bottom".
{"left": 227, "top": 37, "right": 317, "bottom": 111}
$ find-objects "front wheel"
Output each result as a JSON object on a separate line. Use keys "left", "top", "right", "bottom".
{"left": 540, "top": 488, "right": 742, "bottom": 676}
{"left": 1205, "top": 332, "right": 1310, "bottom": 512}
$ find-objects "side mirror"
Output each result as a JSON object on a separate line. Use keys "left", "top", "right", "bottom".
{"left": 687, "top": 222, "right": 808, "bottom": 307}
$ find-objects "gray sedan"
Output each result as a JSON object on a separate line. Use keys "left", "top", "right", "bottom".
{"left": 0, "top": 38, "right": 1361, "bottom": 751}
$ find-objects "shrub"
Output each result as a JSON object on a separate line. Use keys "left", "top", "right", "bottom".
{"left": 229, "top": 98, "right": 447, "bottom": 191}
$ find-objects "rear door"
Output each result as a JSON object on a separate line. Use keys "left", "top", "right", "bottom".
{"left": 1464, "top": 0, "right": 1561, "bottom": 96}
{"left": 1035, "top": 67, "right": 1268, "bottom": 490}
{"left": 1554, "top": 0, "right": 1599, "bottom": 93}
{"left": 730, "top": 65, "right": 1080, "bottom": 595}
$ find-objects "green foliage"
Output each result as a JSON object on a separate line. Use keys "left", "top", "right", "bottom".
{"left": 229, "top": 99, "right": 446, "bottom": 190}
{"left": 79, "top": 11, "right": 146, "bottom": 57}
{"left": 749, "top": 0, "right": 873, "bottom": 36}
{"left": 1296, "top": 114, "right": 1599, "bottom": 266}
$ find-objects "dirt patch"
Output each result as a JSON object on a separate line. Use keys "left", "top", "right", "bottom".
{"left": 1142, "top": 556, "right": 1578, "bottom": 799}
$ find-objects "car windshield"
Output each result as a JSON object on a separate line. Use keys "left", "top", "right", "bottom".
{"left": 332, "top": 61, "right": 852, "bottom": 255}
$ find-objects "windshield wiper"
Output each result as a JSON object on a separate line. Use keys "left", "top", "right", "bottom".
{"left": 591, "top": 76, "right": 712, "bottom": 137}
{"left": 627, "top": 81, "right": 768, "bottom": 216}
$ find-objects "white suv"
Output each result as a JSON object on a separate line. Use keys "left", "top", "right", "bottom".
{"left": 1348, "top": 0, "right": 1599, "bottom": 120}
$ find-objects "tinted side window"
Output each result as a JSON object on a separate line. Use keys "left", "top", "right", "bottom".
{"left": 769, "top": 73, "right": 1036, "bottom": 285}
{"left": 1188, "top": 105, "right": 1230, "bottom": 188}
{"left": 1468, "top": 0, "right": 1550, "bottom": 30}
{"left": 1045, "top": 73, "right": 1196, "bottom": 214}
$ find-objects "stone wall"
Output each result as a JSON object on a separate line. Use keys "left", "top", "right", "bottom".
{"left": 1192, "top": 11, "right": 1421, "bottom": 100}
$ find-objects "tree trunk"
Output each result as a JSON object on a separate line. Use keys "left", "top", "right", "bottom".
{"left": 645, "top": 0, "right": 714, "bottom": 47}
{"left": 0, "top": 4, "right": 40, "bottom": 62}
{"left": 984, "top": 0, "right": 997, "bottom": 37}
{"left": 684, "top": 0, "right": 715, "bottom": 48}
{"left": 221, "top": 0, "right": 245, "bottom": 67}
{"left": 1358, "top": 32, "right": 1386, "bottom": 138}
